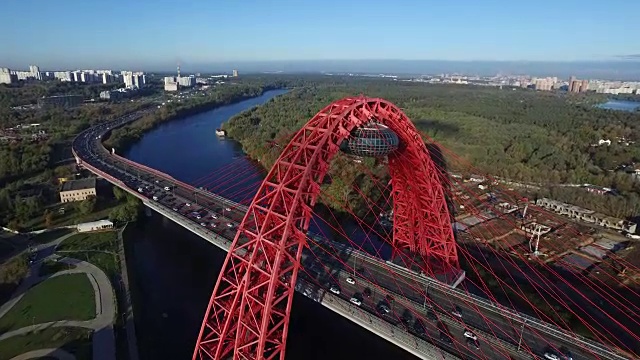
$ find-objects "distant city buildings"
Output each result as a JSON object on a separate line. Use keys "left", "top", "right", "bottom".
{"left": 0, "top": 68, "right": 17, "bottom": 84}
{"left": 402, "top": 73, "right": 640, "bottom": 95}
{"left": 122, "top": 71, "right": 146, "bottom": 88}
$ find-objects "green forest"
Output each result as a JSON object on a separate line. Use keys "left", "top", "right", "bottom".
{"left": 223, "top": 77, "right": 640, "bottom": 219}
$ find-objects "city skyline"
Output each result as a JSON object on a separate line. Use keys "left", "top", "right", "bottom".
{"left": 1, "top": 0, "right": 639, "bottom": 70}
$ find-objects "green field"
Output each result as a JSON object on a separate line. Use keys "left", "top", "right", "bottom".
{"left": 0, "top": 327, "right": 92, "bottom": 360}
{"left": 39, "top": 259, "right": 76, "bottom": 277}
{"left": 0, "top": 274, "right": 95, "bottom": 332}
{"left": 57, "top": 231, "right": 120, "bottom": 279}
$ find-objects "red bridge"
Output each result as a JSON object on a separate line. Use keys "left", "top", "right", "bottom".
{"left": 72, "top": 97, "right": 638, "bottom": 360}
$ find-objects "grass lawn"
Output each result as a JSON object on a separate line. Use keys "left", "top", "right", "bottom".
{"left": 57, "top": 231, "right": 118, "bottom": 252}
{"left": 30, "top": 228, "right": 74, "bottom": 244}
{"left": 39, "top": 259, "right": 76, "bottom": 277}
{"left": 57, "top": 231, "right": 120, "bottom": 279}
{"left": 0, "top": 327, "right": 92, "bottom": 360}
{"left": 0, "top": 274, "right": 95, "bottom": 332}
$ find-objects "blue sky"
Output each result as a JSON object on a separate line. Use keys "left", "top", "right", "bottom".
{"left": 0, "top": 0, "right": 637, "bottom": 70}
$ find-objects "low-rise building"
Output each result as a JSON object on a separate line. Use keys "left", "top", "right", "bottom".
{"left": 535, "top": 198, "right": 637, "bottom": 233}
{"left": 38, "top": 95, "right": 83, "bottom": 109}
{"left": 77, "top": 219, "right": 114, "bottom": 232}
{"left": 60, "top": 178, "right": 97, "bottom": 203}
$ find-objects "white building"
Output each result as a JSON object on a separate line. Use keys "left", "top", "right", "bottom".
{"left": 81, "top": 72, "right": 94, "bottom": 83}
{"left": 123, "top": 71, "right": 145, "bottom": 88}
{"left": 102, "top": 73, "right": 113, "bottom": 84}
{"left": 0, "top": 68, "right": 16, "bottom": 84}
{"left": 177, "top": 75, "right": 196, "bottom": 88}
{"left": 123, "top": 71, "right": 134, "bottom": 88}
{"left": 77, "top": 219, "right": 114, "bottom": 233}
{"left": 29, "top": 65, "right": 41, "bottom": 80}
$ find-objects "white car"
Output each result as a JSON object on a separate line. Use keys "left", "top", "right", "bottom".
{"left": 225, "top": 207, "right": 232, "bottom": 212}
{"left": 349, "top": 297, "right": 362, "bottom": 306}
{"left": 211, "top": 214, "right": 218, "bottom": 219}
{"left": 185, "top": 203, "right": 191, "bottom": 207}
{"left": 209, "top": 223, "right": 217, "bottom": 228}
{"left": 329, "top": 286, "right": 340, "bottom": 295}
{"left": 346, "top": 277, "right": 356, "bottom": 285}
{"left": 451, "top": 306, "right": 462, "bottom": 318}
{"left": 200, "top": 222, "right": 207, "bottom": 227}
{"left": 463, "top": 330, "right": 477, "bottom": 341}
{"left": 544, "top": 353, "right": 560, "bottom": 360}
{"left": 226, "top": 223, "right": 234, "bottom": 228}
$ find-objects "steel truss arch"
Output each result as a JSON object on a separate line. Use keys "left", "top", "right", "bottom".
{"left": 193, "top": 96, "right": 459, "bottom": 360}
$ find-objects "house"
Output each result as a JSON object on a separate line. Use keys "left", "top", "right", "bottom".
{"left": 59, "top": 178, "right": 96, "bottom": 203}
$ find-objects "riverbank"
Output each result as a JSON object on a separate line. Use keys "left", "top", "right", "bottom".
{"left": 104, "top": 84, "right": 287, "bottom": 153}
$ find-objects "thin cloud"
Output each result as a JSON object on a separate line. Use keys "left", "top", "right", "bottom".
{"left": 615, "top": 54, "right": 640, "bottom": 60}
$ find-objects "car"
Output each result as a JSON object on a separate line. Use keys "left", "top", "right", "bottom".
{"left": 377, "top": 303, "right": 391, "bottom": 314}
{"left": 466, "top": 337, "right": 480, "bottom": 350}
{"left": 544, "top": 353, "right": 560, "bottom": 360}
{"left": 225, "top": 207, "right": 232, "bottom": 212}
{"left": 363, "top": 288, "right": 372, "bottom": 297}
{"left": 349, "top": 297, "right": 362, "bottom": 306}
{"left": 200, "top": 222, "right": 207, "bottom": 227}
{"left": 164, "top": 186, "right": 171, "bottom": 191}
{"left": 152, "top": 195, "right": 159, "bottom": 201}
{"left": 401, "top": 309, "right": 413, "bottom": 324}
{"left": 329, "top": 285, "right": 340, "bottom": 294}
{"left": 413, "top": 319, "right": 426, "bottom": 335}
{"left": 346, "top": 277, "right": 356, "bottom": 285}
{"left": 185, "top": 203, "right": 191, "bottom": 207}
{"left": 196, "top": 214, "right": 202, "bottom": 219}
{"left": 209, "top": 223, "right": 218, "bottom": 228}
{"left": 451, "top": 305, "right": 462, "bottom": 318}
{"left": 226, "top": 223, "right": 234, "bottom": 228}
{"left": 439, "top": 332, "right": 453, "bottom": 344}
{"left": 172, "top": 207, "right": 179, "bottom": 211}
{"left": 211, "top": 214, "right": 218, "bottom": 219}
{"left": 463, "top": 330, "right": 477, "bottom": 340}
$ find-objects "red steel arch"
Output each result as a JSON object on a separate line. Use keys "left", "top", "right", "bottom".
{"left": 193, "top": 96, "right": 459, "bottom": 360}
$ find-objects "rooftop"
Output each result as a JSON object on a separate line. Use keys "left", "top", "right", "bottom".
{"left": 61, "top": 178, "right": 96, "bottom": 192}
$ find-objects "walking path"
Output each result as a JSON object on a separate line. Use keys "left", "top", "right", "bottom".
{"left": 9, "top": 348, "right": 76, "bottom": 360}
{"left": 117, "top": 224, "right": 140, "bottom": 360}
{"left": 0, "top": 231, "right": 116, "bottom": 360}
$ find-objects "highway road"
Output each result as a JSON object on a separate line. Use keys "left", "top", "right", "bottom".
{"left": 71, "top": 111, "right": 632, "bottom": 360}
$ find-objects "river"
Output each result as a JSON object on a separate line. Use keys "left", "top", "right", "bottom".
{"left": 596, "top": 99, "right": 640, "bottom": 112}
{"left": 122, "top": 90, "right": 415, "bottom": 360}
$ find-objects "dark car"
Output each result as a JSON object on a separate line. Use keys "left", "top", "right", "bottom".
{"left": 439, "top": 332, "right": 453, "bottom": 345}
{"left": 363, "top": 288, "right": 372, "bottom": 298}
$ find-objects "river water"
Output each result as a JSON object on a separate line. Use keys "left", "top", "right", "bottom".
{"left": 122, "top": 90, "right": 415, "bottom": 360}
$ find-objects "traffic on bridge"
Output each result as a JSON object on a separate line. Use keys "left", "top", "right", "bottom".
{"left": 72, "top": 101, "right": 634, "bottom": 360}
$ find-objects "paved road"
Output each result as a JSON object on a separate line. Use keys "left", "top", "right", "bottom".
{"left": 71, "top": 109, "right": 633, "bottom": 360}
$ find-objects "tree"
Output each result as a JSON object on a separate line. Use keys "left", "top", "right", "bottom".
{"left": 78, "top": 195, "right": 96, "bottom": 215}
{"left": 109, "top": 201, "right": 141, "bottom": 223}
{"left": 44, "top": 209, "right": 54, "bottom": 228}
{"left": 113, "top": 186, "right": 127, "bottom": 201}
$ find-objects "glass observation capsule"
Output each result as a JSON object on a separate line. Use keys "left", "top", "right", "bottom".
{"left": 341, "top": 122, "right": 399, "bottom": 157}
